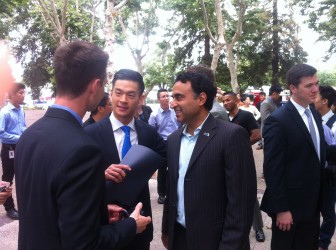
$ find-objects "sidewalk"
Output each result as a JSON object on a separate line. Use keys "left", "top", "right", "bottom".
{"left": 0, "top": 110, "right": 335, "bottom": 249}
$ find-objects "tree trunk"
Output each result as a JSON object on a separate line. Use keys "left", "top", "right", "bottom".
{"left": 272, "top": 0, "right": 279, "bottom": 85}
{"left": 104, "top": 0, "right": 117, "bottom": 82}
{"left": 227, "top": 44, "right": 240, "bottom": 93}
{"left": 202, "top": 32, "right": 212, "bottom": 66}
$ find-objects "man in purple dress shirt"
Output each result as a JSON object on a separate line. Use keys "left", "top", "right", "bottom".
{"left": 149, "top": 89, "right": 180, "bottom": 204}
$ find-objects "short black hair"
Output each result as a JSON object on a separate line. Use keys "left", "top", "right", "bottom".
{"left": 286, "top": 64, "right": 317, "bottom": 88}
{"left": 91, "top": 92, "right": 110, "bottom": 115}
{"left": 319, "top": 85, "right": 336, "bottom": 108}
{"left": 269, "top": 85, "right": 283, "bottom": 96}
{"left": 9, "top": 83, "right": 25, "bottom": 97}
{"left": 186, "top": 64, "right": 215, "bottom": 84}
{"left": 112, "top": 69, "right": 144, "bottom": 96}
{"left": 259, "top": 91, "right": 266, "bottom": 96}
{"left": 223, "top": 91, "right": 237, "bottom": 98}
{"left": 175, "top": 72, "right": 216, "bottom": 111}
{"left": 157, "top": 88, "right": 168, "bottom": 99}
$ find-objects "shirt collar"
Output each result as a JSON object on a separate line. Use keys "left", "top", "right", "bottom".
{"left": 110, "top": 112, "right": 136, "bottom": 132}
{"left": 322, "top": 110, "right": 334, "bottom": 123}
{"left": 7, "top": 102, "right": 20, "bottom": 110}
{"left": 50, "top": 104, "right": 82, "bottom": 125}
{"left": 182, "top": 113, "right": 210, "bottom": 137}
{"left": 290, "top": 98, "right": 310, "bottom": 117}
{"left": 159, "top": 106, "right": 171, "bottom": 113}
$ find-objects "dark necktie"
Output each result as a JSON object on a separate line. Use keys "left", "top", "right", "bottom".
{"left": 121, "top": 126, "right": 132, "bottom": 158}
{"left": 304, "top": 109, "right": 318, "bottom": 154}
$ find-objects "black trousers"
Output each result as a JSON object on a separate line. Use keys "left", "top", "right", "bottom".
{"left": 157, "top": 164, "right": 167, "bottom": 197}
{"left": 271, "top": 216, "right": 320, "bottom": 250}
{"left": 172, "top": 222, "right": 188, "bottom": 250}
{"left": 1, "top": 144, "right": 16, "bottom": 211}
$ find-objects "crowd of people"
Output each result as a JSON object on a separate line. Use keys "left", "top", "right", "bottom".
{"left": 1, "top": 40, "right": 336, "bottom": 250}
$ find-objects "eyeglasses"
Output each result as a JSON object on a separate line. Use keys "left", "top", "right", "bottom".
{"left": 160, "top": 95, "right": 170, "bottom": 99}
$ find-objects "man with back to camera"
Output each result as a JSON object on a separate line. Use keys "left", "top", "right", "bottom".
{"left": 0, "top": 82, "right": 26, "bottom": 220}
{"left": 314, "top": 85, "right": 336, "bottom": 250}
{"left": 261, "top": 64, "right": 327, "bottom": 249}
{"left": 83, "top": 92, "right": 113, "bottom": 127}
{"left": 14, "top": 41, "right": 150, "bottom": 250}
{"left": 85, "top": 69, "right": 166, "bottom": 250}
{"left": 222, "top": 91, "right": 265, "bottom": 243}
{"left": 161, "top": 72, "right": 256, "bottom": 250}
{"left": 148, "top": 88, "right": 179, "bottom": 204}
{"left": 260, "top": 85, "right": 283, "bottom": 135}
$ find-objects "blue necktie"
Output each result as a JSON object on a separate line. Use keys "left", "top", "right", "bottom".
{"left": 121, "top": 126, "right": 132, "bottom": 158}
{"left": 304, "top": 109, "right": 318, "bottom": 154}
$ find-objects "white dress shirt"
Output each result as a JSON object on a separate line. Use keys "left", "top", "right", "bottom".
{"left": 110, "top": 112, "right": 138, "bottom": 160}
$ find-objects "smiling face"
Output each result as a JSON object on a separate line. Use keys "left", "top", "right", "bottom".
{"left": 170, "top": 81, "right": 204, "bottom": 127}
{"left": 111, "top": 79, "right": 143, "bottom": 124}
{"left": 290, "top": 74, "right": 319, "bottom": 107}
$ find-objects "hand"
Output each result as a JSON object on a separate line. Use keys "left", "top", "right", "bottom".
{"left": 107, "top": 204, "right": 126, "bottom": 223}
{"left": 161, "top": 234, "right": 169, "bottom": 249}
{"left": 130, "top": 202, "right": 151, "bottom": 234}
{"left": 0, "top": 187, "right": 12, "bottom": 205}
{"left": 105, "top": 164, "right": 131, "bottom": 183}
{"left": 276, "top": 211, "right": 293, "bottom": 231}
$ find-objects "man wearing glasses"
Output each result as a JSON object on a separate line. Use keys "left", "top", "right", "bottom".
{"left": 149, "top": 89, "right": 180, "bottom": 204}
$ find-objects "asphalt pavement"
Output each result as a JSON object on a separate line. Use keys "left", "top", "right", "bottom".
{"left": 0, "top": 110, "right": 335, "bottom": 250}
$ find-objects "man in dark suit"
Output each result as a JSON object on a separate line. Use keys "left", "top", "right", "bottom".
{"left": 85, "top": 69, "right": 166, "bottom": 250}
{"left": 260, "top": 64, "right": 325, "bottom": 250}
{"left": 161, "top": 72, "right": 256, "bottom": 250}
{"left": 14, "top": 41, "right": 150, "bottom": 250}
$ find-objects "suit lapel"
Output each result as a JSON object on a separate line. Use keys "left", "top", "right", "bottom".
{"left": 286, "top": 101, "right": 319, "bottom": 159}
{"left": 170, "top": 128, "right": 183, "bottom": 181}
{"left": 187, "top": 115, "right": 216, "bottom": 170}
{"left": 99, "top": 117, "right": 120, "bottom": 163}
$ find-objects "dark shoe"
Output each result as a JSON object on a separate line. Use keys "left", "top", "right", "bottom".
{"left": 7, "top": 208, "right": 19, "bottom": 220}
{"left": 158, "top": 196, "right": 166, "bottom": 204}
{"left": 256, "top": 229, "right": 265, "bottom": 242}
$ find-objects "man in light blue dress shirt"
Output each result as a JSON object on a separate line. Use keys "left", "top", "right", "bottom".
{"left": 162, "top": 72, "right": 256, "bottom": 250}
{"left": 0, "top": 82, "right": 26, "bottom": 220}
{"left": 149, "top": 89, "right": 180, "bottom": 204}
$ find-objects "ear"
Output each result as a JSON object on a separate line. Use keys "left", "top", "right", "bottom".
{"left": 289, "top": 84, "right": 296, "bottom": 94}
{"left": 198, "top": 92, "right": 207, "bottom": 107}
{"left": 322, "top": 98, "right": 328, "bottom": 105}
{"left": 139, "top": 94, "right": 145, "bottom": 105}
{"left": 89, "top": 79, "right": 101, "bottom": 94}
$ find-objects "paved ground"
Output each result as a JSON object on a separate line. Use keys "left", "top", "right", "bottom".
{"left": 0, "top": 109, "right": 335, "bottom": 249}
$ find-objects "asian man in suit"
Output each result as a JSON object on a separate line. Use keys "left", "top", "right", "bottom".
{"left": 260, "top": 64, "right": 326, "bottom": 250}
{"left": 161, "top": 72, "right": 256, "bottom": 250}
{"left": 14, "top": 41, "right": 150, "bottom": 250}
{"left": 85, "top": 69, "right": 166, "bottom": 250}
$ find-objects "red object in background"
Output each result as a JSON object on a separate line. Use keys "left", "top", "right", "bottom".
{"left": 0, "top": 43, "right": 15, "bottom": 106}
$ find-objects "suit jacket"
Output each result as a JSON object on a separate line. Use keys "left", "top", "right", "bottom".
{"left": 15, "top": 108, "right": 136, "bottom": 250}
{"left": 139, "top": 105, "right": 152, "bottom": 123}
{"left": 85, "top": 115, "right": 166, "bottom": 247}
{"left": 260, "top": 101, "right": 326, "bottom": 221}
{"left": 162, "top": 114, "right": 256, "bottom": 250}
{"left": 260, "top": 97, "right": 278, "bottom": 134}
{"left": 210, "top": 100, "right": 229, "bottom": 121}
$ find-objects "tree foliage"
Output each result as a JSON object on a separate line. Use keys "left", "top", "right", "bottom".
{"left": 296, "top": 0, "right": 336, "bottom": 60}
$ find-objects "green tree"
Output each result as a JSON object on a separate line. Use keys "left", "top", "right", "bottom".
{"left": 318, "top": 71, "right": 336, "bottom": 86}
{"left": 296, "top": 0, "right": 336, "bottom": 59}
{"left": 9, "top": 0, "right": 104, "bottom": 98}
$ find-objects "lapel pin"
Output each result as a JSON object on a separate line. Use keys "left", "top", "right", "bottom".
{"left": 203, "top": 132, "right": 210, "bottom": 137}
